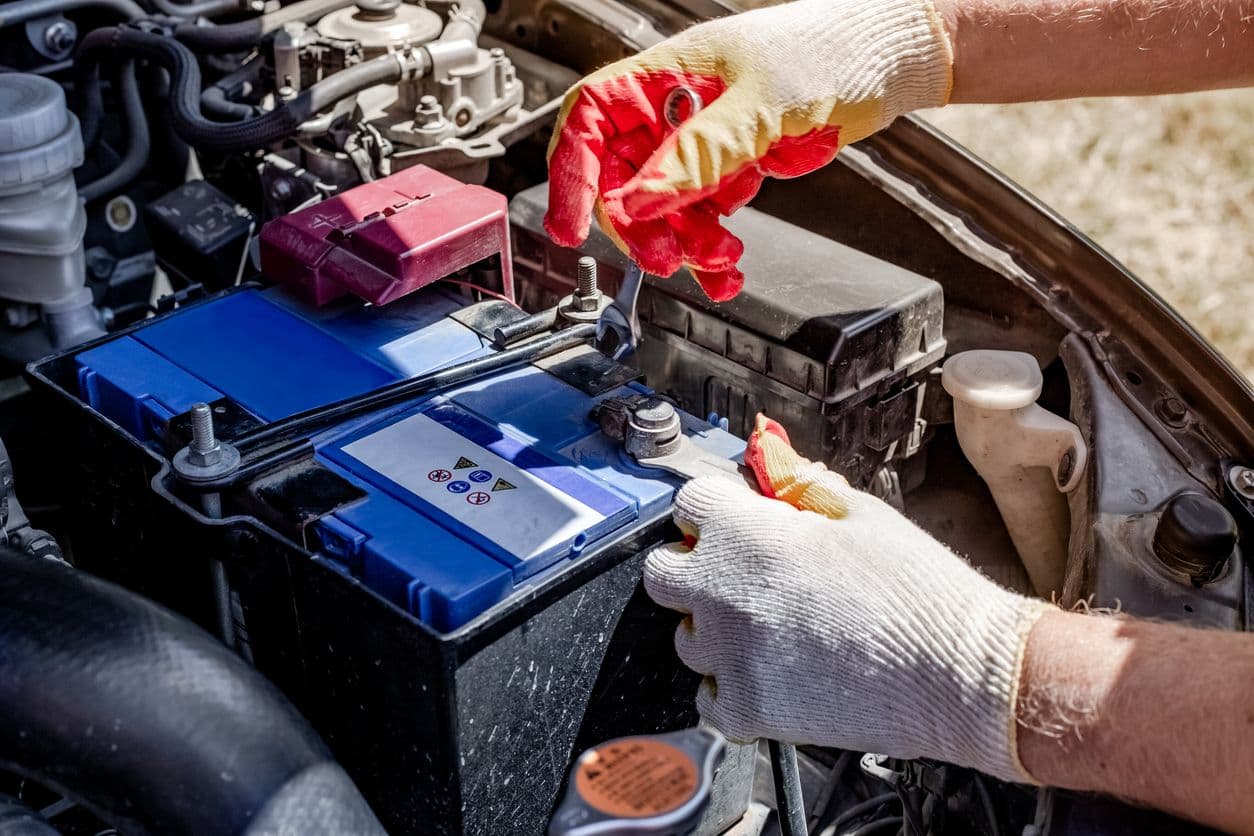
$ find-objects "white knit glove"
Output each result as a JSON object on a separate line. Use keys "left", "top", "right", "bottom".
{"left": 643, "top": 476, "right": 1049, "bottom": 783}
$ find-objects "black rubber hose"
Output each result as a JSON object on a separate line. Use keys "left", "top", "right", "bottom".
{"left": 174, "top": 0, "right": 351, "bottom": 52}
{"left": 80, "top": 61, "right": 149, "bottom": 203}
{"left": 0, "top": 0, "right": 145, "bottom": 27}
{"left": 77, "top": 27, "right": 426, "bottom": 153}
{"left": 769, "top": 741, "right": 808, "bottom": 836}
{"left": 149, "top": 0, "right": 240, "bottom": 19}
{"left": 200, "top": 53, "right": 263, "bottom": 120}
{"left": 0, "top": 545, "right": 386, "bottom": 836}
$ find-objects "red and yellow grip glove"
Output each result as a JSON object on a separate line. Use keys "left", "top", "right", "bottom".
{"left": 544, "top": 0, "right": 954, "bottom": 301}
{"left": 743, "top": 414, "right": 850, "bottom": 519}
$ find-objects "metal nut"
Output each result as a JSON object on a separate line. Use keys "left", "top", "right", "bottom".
{"left": 631, "top": 398, "right": 677, "bottom": 430}
{"left": 415, "top": 95, "right": 444, "bottom": 128}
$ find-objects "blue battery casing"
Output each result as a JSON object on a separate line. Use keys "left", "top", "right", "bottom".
{"left": 74, "top": 287, "right": 743, "bottom": 632}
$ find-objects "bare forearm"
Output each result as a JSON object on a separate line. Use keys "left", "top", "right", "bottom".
{"left": 1017, "top": 610, "right": 1254, "bottom": 833}
{"left": 933, "top": 0, "right": 1254, "bottom": 102}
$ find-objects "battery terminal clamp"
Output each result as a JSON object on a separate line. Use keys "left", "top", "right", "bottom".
{"left": 594, "top": 395, "right": 752, "bottom": 485}
{"left": 549, "top": 727, "right": 725, "bottom": 836}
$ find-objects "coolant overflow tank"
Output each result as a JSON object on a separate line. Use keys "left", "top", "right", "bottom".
{"left": 942, "top": 350, "right": 1087, "bottom": 598}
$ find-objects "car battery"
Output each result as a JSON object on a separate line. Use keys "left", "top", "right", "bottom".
{"left": 28, "top": 284, "right": 750, "bottom": 835}
{"left": 508, "top": 183, "right": 948, "bottom": 493}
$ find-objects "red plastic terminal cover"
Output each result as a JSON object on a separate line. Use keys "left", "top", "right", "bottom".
{"left": 259, "top": 165, "right": 514, "bottom": 306}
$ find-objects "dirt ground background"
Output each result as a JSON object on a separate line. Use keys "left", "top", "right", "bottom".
{"left": 921, "top": 90, "right": 1254, "bottom": 382}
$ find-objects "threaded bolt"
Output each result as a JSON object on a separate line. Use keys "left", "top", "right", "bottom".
{"left": 563, "top": 257, "right": 604, "bottom": 316}
{"left": 190, "top": 403, "right": 216, "bottom": 451}
{"left": 577, "top": 257, "right": 598, "bottom": 298}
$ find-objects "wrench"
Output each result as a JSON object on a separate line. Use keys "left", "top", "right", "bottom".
{"left": 595, "top": 262, "right": 645, "bottom": 360}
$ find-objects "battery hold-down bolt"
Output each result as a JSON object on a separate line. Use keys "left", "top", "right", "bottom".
{"left": 173, "top": 403, "right": 241, "bottom": 482}
{"left": 558, "top": 257, "right": 608, "bottom": 324}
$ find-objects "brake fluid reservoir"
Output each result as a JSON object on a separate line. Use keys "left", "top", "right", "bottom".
{"left": 0, "top": 74, "right": 98, "bottom": 347}
{"left": 942, "top": 350, "right": 1087, "bottom": 598}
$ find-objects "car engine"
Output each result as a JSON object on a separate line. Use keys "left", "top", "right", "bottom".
{"left": 0, "top": 0, "right": 1249, "bottom": 834}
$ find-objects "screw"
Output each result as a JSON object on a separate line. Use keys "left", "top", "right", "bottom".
{"left": 416, "top": 95, "right": 444, "bottom": 128}
{"left": 43, "top": 20, "right": 76, "bottom": 55}
{"left": 1057, "top": 447, "right": 1076, "bottom": 487}
{"left": 187, "top": 403, "right": 222, "bottom": 467}
{"left": 1231, "top": 466, "right": 1254, "bottom": 501}
{"left": 269, "top": 178, "right": 294, "bottom": 202}
{"left": 1157, "top": 396, "right": 1188, "bottom": 427}
{"left": 85, "top": 248, "right": 117, "bottom": 280}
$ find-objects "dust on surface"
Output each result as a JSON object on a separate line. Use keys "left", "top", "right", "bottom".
{"left": 922, "top": 90, "right": 1254, "bottom": 383}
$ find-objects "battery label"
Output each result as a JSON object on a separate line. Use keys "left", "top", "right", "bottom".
{"left": 341, "top": 411, "right": 609, "bottom": 564}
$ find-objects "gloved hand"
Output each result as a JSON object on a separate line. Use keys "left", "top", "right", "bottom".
{"left": 643, "top": 418, "right": 1049, "bottom": 783}
{"left": 544, "top": 0, "right": 953, "bottom": 301}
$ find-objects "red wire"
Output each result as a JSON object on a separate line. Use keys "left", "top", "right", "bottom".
{"left": 443, "top": 279, "right": 522, "bottom": 309}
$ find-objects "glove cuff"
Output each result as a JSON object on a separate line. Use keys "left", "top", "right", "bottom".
{"left": 875, "top": 0, "right": 955, "bottom": 116}
{"left": 816, "top": 0, "right": 954, "bottom": 141}
{"left": 968, "top": 598, "right": 1052, "bottom": 784}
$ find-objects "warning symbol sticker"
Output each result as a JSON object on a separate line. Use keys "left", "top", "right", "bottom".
{"left": 454, "top": 456, "right": 478, "bottom": 469}
{"left": 467, "top": 491, "right": 491, "bottom": 506}
{"left": 492, "top": 478, "right": 516, "bottom": 492}
{"left": 427, "top": 469, "right": 452, "bottom": 483}
{"left": 574, "top": 739, "right": 698, "bottom": 819}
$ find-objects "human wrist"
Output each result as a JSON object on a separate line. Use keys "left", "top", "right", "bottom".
{"left": 1015, "top": 609, "right": 1127, "bottom": 788}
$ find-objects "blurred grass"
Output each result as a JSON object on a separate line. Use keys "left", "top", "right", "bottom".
{"left": 921, "top": 90, "right": 1254, "bottom": 382}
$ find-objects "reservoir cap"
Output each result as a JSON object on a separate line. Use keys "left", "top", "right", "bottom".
{"left": 942, "top": 350, "right": 1043, "bottom": 411}
{"left": 549, "top": 727, "right": 725, "bottom": 836}
{"left": 1153, "top": 493, "right": 1238, "bottom": 583}
{"left": 0, "top": 74, "right": 82, "bottom": 192}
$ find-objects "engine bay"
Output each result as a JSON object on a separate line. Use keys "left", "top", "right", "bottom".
{"left": 0, "top": 0, "right": 1251, "bottom": 833}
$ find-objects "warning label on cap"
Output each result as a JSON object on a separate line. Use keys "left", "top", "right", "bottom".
{"left": 574, "top": 739, "right": 698, "bottom": 819}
